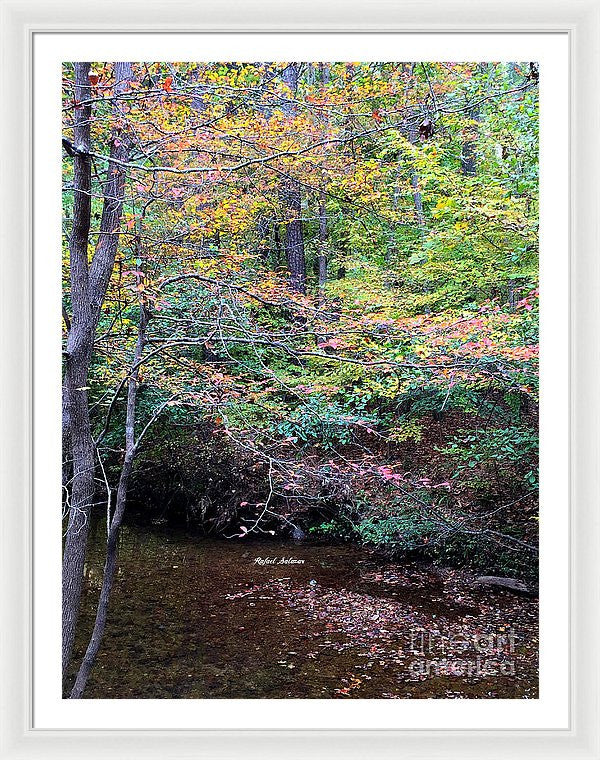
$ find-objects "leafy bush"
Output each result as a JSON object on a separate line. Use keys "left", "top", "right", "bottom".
{"left": 437, "top": 425, "right": 538, "bottom": 489}
{"left": 355, "top": 511, "right": 437, "bottom": 550}
{"left": 309, "top": 518, "right": 354, "bottom": 541}
{"left": 276, "top": 396, "right": 378, "bottom": 450}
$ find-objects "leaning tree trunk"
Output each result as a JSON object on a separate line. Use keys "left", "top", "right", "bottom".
{"left": 88, "top": 62, "right": 135, "bottom": 327}
{"left": 70, "top": 304, "right": 150, "bottom": 698}
{"left": 62, "top": 61, "right": 133, "bottom": 679}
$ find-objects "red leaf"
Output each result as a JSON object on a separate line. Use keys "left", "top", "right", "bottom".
{"left": 162, "top": 76, "right": 173, "bottom": 93}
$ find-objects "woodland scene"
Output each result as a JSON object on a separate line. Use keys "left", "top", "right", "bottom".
{"left": 62, "top": 60, "right": 539, "bottom": 699}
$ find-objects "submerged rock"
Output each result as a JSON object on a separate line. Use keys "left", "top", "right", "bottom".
{"left": 474, "top": 576, "right": 531, "bottom": 595}
{"left": 291, "top": 526, "right": 306, "bottom": 542}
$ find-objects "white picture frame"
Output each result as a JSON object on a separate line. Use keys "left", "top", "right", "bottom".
{"left": 1, "top": 1, "right": 598, "bottom": 758}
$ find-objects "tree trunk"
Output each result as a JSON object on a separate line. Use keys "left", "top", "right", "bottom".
{"left": 407, "top": 115, "right": 429, "bottom": 312}
{"left": 70, "top": 304, "right": 150, "bottom": 698}
{"left": 461, "top": 135, "right": 477, "bottom": 176}
{"left": 461, "top": 112, "right": 478, "bottom": 176}
{"left": 257, "top": 216, "right": 271, "bottom": 262}
{"left": 62, "top": 62, "right": 133, "bottom": 679}
{"left": 280, "top": 63, "right": 306, "bottom": 293}
{"left": 317, "top": 64, "right": 329, "bottom": 299}
{"left": 461, "top": 64, "right": 485, "bottom": 176}
{"left": 317, "top": 189, "right": 328, "bottom": 295}
{"left": 508, "top": 278, "right": 517, "bottom": 311}
{"left": 283, "top": 183, "right": 307, "bottom": 293}
{"left": 62, "top": 62, "right": 95, "bottom": 678}
{"left": 408, "top": 122, "right": 426, "bottom": 230}
{"left": 385, "top": 164, "right": 401, "bottom": 272}
{"left": 274, "top": 223, "right": 283, "bottom": 266}
{"left": 88, "top": 63, "right": 134, "bottom": 325}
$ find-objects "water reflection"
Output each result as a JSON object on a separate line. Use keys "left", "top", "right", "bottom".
{"left": 71, "top": 521, "right": 538, "bottom": 699}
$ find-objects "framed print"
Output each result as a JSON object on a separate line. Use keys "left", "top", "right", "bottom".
{"left": 0, "top": 1, "right": 599, "bottom": 759}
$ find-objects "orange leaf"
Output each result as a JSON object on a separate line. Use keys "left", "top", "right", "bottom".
{"left": 162, "top": 76, "right": 173, "bottom": 93}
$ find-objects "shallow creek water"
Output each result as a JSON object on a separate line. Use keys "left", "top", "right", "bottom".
{"left": 72, "top": 520, "right": 538, "bottom": 699}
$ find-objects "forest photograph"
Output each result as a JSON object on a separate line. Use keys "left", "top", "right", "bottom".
{"left": 61, "top": 60, "right": 539, "bottom": 700}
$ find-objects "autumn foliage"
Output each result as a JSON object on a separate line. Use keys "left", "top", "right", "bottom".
{"left": 62, "top": 61, "right": 539, "bottom": 579}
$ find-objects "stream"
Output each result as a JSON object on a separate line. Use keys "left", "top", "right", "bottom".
{"left": 72, "top": 520, "right": 538, "bottom": 699}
